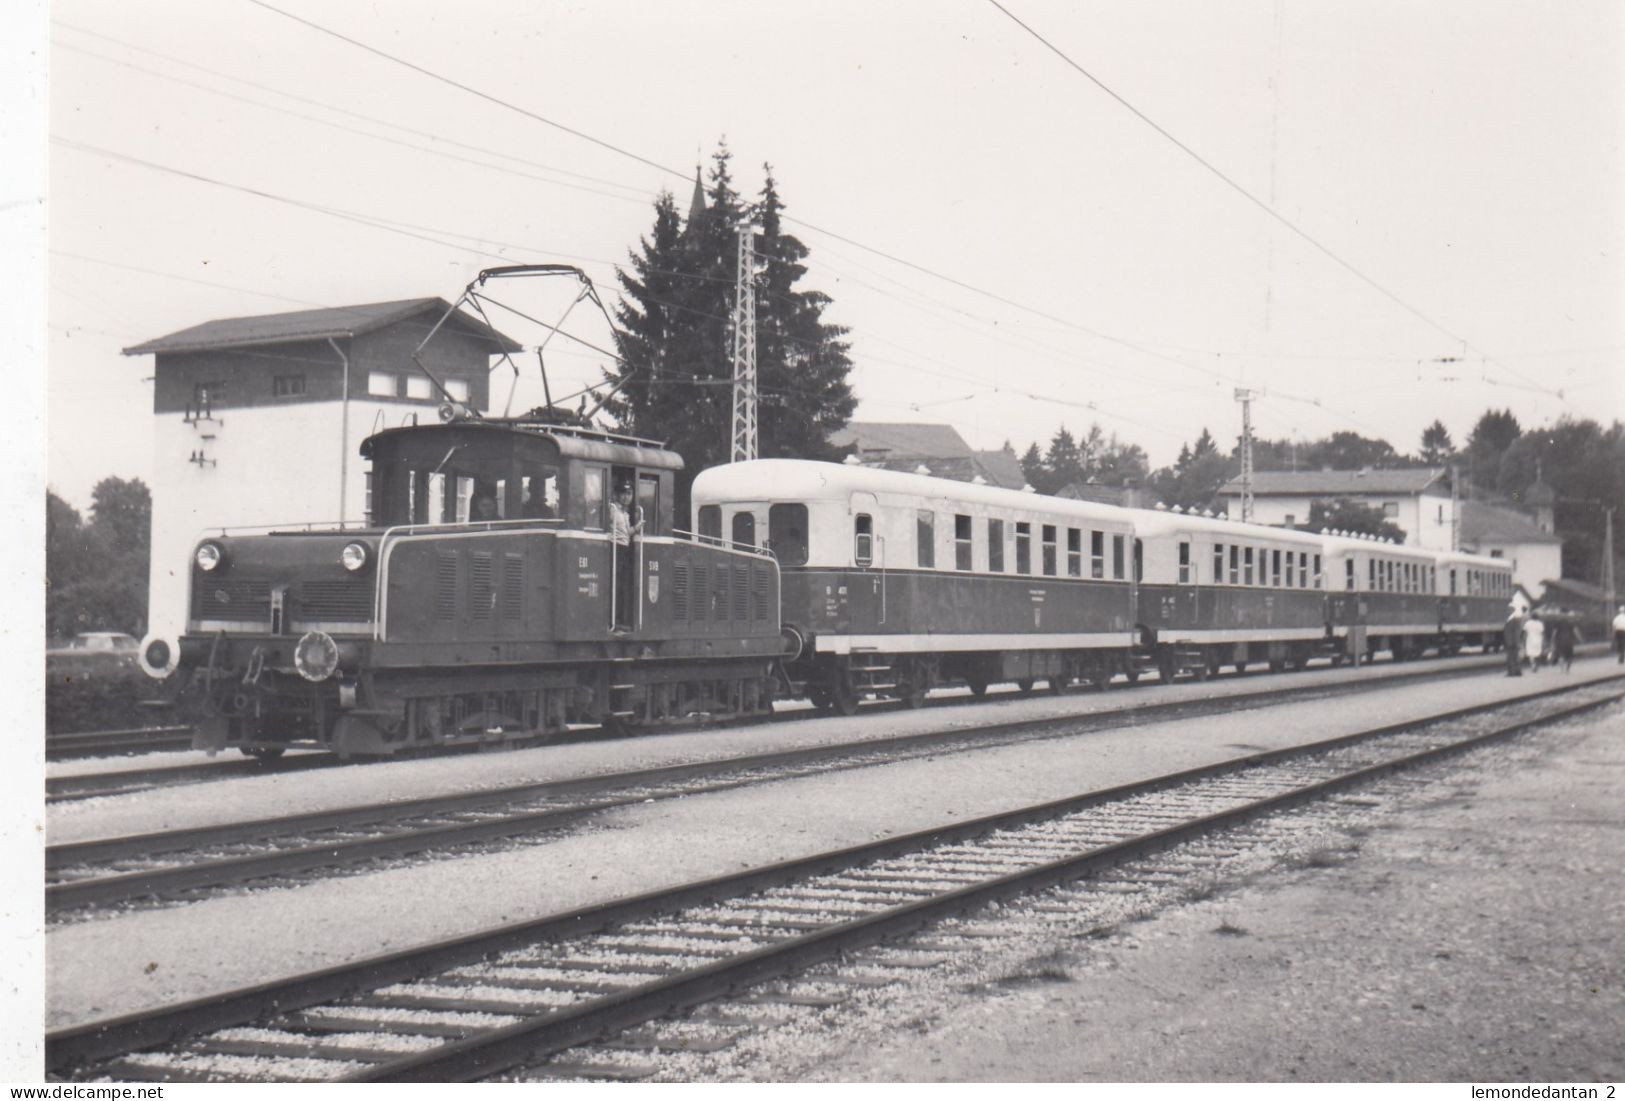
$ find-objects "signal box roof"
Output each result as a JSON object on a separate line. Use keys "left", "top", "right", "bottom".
{"left": 123, "top": 298, "right": 521, "bottom": 356}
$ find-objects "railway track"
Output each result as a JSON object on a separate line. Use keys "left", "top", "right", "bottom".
{"left": 44, "top": 656, "right": 1546, "bottom": 917}
{"left": 46, "top": 677, "right": 1622, "bottom": 1083}
{"left": 47, "top": 649, "right": 1509, "bottom": 803}
{"left": 46, "top": 725, "right": 194, "bottom": 761}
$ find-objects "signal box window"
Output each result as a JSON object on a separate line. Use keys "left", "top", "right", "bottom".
{"left": 954, "top": 514, "right": 973, "bottom": 571}
{"left": 1067, "top": 528, "right": 1081, "bottom": 577}
{"left": 273, "top": 374, "right": 305, "bottom": 398}
{"left": 854, "top": 513, "right": 874, "bottom": 567}
{"left": 1177, "top": 541, "right": 1191, "bottom": 584}
{"left": 1041, "top": 525, "right": 1057, "bottom": 576}
{"left": 406, "top": 376, "right": 434, "bottom": 400}
{"left": 368, "top": 371, "right": 397, "bottom": 397}
{"left": 732, "top": 511, "right": 755, "bottom": 549}
{"left": 987, "top": 519, "right": 1004, "bottom": 572}
{"left": 768, "top": 504, "right": 809, "bottom": 566}
{"left": 918, "top": 511, "right": 936, "bottom": 568}
{"left": 1090, "top": 531, "right": 1105, "bottom": 579}
{"left": 1015, "top": 522, "right": 1031, "bottom": 574}
{"left": 698, "top": 505, "right": 721, "bottom": 542}
{"left": 445, "top": 378, "right": 471, "bottom": 403}
{"left": 1112, "top": 534, "right": 1126, "bottom": 580}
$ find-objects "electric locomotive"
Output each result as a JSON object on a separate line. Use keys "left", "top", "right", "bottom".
{"left": 149, "top": 411, "right": 782, "bottom": 757}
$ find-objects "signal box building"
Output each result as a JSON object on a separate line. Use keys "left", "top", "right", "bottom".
{"left": 124, "top": 298, "right": 518, "bottom": 640}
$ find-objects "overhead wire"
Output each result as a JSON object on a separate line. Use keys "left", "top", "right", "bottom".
{"left": 984, "top": 0, "right": 1573, "bottom": 406}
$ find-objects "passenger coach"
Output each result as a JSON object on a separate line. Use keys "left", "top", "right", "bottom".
{"left": 692, "top": 460, "right": 1139, "bottom": 710}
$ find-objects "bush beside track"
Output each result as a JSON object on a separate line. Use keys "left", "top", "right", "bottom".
{"left": 46, "top": 657, "right": 174, "bottom": 736}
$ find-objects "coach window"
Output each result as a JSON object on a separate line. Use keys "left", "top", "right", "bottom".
{"left": 1272, "top": 549, "right": 1282, "bottom": 587}
{"left": 1041, "top": 525, "right": 1057, "bottom": 576}
{"left": 768, "top": 504, "right": 809, "bottom": 566}
{"left": 1112, "top": 534, "right": 1126, "bottom": 580}
{"left": 732, "top": 510, "right": 756, "bottom": 549}
{"left": 854, "top": 513, "right": 874, "bottom": 567}
{"left": 1243, "top": 546, "right": 1255, "bottom": 586}
{"left": 1178, "top": 541, "right": 1192, "bottom": 584}
{"left": 1134, "top": 539, "right": 1144, "bottom": 582}
{"left": 1368, "top": 559, "right": 1376, "bottom": 590}
{"left": 1313, "top": 554, "right": 1322, "bottom": 589}
{"left": 955, "top": 514, "right": 974, "bottom": 571}
{"left": 988, "top": 519, "right": 1004, "bottom": 572}
{"left": 1299, "top": 552, "right": 1310, "bottom": 588}
{"left": 698, "top": 505, "right": 722, "bottom": 543}
{"left": 1228, "top": 545, "right": 1240, "bottom": 585}
{"left": 1347, "top": 559, "right": 1357, "bottom": 591}
{"left": 1015, "top": 522, "right": 1031, "bottom": 574}
{"left": 1067, "top": 528, "right": 1081, "bottom": 577}
{"left": 1213, "top": 544, "right": 1225, "bottom": 586}
{"left": 917, "top": 510, "right": 936, "bottom": 568}
{"left": 1091, "top": 531, "right": 1105, "bottom": 579}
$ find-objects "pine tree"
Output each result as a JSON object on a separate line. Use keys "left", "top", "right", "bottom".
{"left": 607, "top": 144, "right": 854, "bottom": 521}
{"left": 1419, "top": 420, "right": 1454, "bottom": 465}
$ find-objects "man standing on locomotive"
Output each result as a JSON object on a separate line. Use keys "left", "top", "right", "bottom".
{"left": 610, "top": 481, "right": 643, "bottom": 633}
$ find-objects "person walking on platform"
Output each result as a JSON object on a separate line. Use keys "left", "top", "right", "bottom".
{"left": 1503, "top": 610, "right": 1524, "bottom": 677}
{"left": 1550, "top": 615, "right": 1576, "bottom": 673}
{"left": 1522, "top": 612, "right": 1546, "bottom": 673}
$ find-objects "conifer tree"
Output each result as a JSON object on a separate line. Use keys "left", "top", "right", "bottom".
{"left": 607, "top": 143, "right": 854, "bottom": 521}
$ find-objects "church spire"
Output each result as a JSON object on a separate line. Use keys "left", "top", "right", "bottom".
{"left": 685, "top": 166, "right": 706, "bottom": 228}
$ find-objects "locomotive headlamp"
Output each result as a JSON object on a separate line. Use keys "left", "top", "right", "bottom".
{"left": 340, "top": 542, "right": 369, "bottom": 572}
{"left": 195, "top": 541, "right": 225, "bottom": 572}
{"left": 294, "top": 630, "right": 340, "bottom": 682}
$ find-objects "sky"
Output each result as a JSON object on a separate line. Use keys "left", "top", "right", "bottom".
{"left": 31, "top": 0, "right": 1625, "bottom": 510}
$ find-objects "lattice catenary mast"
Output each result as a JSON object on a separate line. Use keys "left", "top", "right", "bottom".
{"left": 730, "top": 224, "right": 758, "bottom": 463}
{"left": 1234, "top": 387, "right": 1256, "bottom": 522}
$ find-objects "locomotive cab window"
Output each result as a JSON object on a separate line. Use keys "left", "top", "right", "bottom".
{"left": 732, "top": 510, "right": 756, "bottom": 549}
{"left": 854, "top": 513, "right": 874, "bottom": 568}
{"left": 768, "top": 504, "right": 808, "bottom": 566}
{"left": 638, "top": 474, "right": 661, "bottom": 537}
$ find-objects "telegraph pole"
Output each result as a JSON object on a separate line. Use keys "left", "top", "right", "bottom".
{"left": 1234, "top": 388, "right": 1256, "bottom": 522}
{"left": 730, "top": 224, "right": 758, "bottom": 464}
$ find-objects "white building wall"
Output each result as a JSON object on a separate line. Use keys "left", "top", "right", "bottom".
{"left": 146, "top": 398, "right": 423, "bottom": 641}
{"left": 1468, "top": 541, "right": 1563, "bottom": 594}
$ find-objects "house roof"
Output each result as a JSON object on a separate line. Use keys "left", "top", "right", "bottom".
{"left": 1217, "top": 468, "right": 1447, "bottom": 497}
{"left": 1540, "top": 577, "right": 1613, "bottom": 604}
{"left": 829, "top": 421, "right": 974, "bottom": 460}
{"left": 1458, "top": 500, "right": 1562, "bottom": 546}
{"left": 123, "top": 298, "right": 521, "bottom": 356}
{"left": 971, "top": 449, "right": 1027, "bottom": 490}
